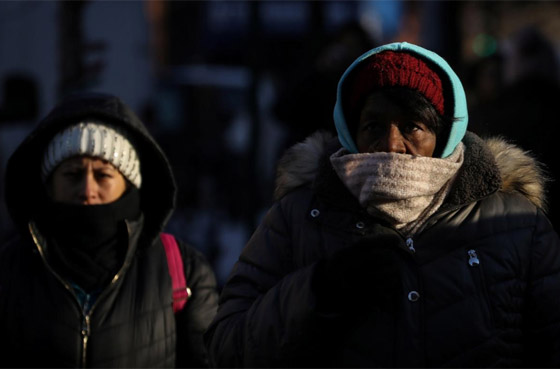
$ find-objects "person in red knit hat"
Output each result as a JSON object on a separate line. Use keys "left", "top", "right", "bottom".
{"left": 343, "top": 49, "right": 449, "bottom": 158}
{"left": 205, "top": 42, "right": 560, "bottom": 367}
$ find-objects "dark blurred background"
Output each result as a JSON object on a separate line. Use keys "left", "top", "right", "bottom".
{"left": 1, "top": 0, "right": 559, "bottom": 287}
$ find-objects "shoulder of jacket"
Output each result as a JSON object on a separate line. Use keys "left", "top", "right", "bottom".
{"left": 171, "top": 237, "right": 216, "bottom": 285}
{"left": 274, "top": 130, "right": 336, "bottom": 201}
{"left": 484, "top": 136, "right": 549, "bottom": 211}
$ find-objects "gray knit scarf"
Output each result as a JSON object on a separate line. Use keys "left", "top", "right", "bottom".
{"left": 330, "top": 143, "right": 464, "bottom": 237}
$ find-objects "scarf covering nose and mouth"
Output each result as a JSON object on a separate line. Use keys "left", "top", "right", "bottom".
{"left": 330, "top": 143, "right": 464, "bottom": 237}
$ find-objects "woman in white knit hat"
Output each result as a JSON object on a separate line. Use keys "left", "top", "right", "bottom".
{"left": 43, "top": 121, "right": 141, "bottom": 204}
{"left": 0, "top": 92, "right": 218, "bottom": 367}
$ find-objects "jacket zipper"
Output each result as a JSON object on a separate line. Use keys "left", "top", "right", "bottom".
{"left": 76, "top": 220, "right": 135, "bottom": 367}
{"left": 466, "top": 249, "right": 495, "bottom": 326}
{"left": 29, "top": 223, "right": 87, "bottom": 366}
{"left": 406, "top": 237, "right": 416, "bottom": 253}
{"left": 468, "top": 249, "right": 480, "bottom": 266}
{"left": 81, "top": 315, "right": 91, "bottom": 367}
{"left": 29, "top": 221, "right": 135, "bottom": 368}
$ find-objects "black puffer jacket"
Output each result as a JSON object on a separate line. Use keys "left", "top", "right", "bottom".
{"left": 205, "top": 131, "right": 560, "bottom": 368}
{"left": 0, "top": 93, "right": 218, "bottom": 368}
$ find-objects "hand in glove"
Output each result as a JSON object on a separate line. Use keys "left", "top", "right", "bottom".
{"left": 313, "top": 224, "right": 404, "bottom": 313}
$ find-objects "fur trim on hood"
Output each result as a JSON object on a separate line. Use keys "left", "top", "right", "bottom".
{"left": 485, "top": 136, "right": 548, "bottom": 210}
{"left": 274, "top": 131, "right": 332, "bottom": 201}
{"left": 275, "top": 131, "right": 548, "bottom": 211}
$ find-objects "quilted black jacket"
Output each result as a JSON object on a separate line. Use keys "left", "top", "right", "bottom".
{"left": 205, "top": 131, "right": 560, "bottom": 368}
{"left": 0, "top": 93, "right": 218, "bottom": 367}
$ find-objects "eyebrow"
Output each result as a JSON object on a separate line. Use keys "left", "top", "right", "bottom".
{"left": 95, "top": 166, "right": 118, "bottom": 171}
{"left": 360, "top": 109, "right": 381, "bottom": 123}
{"left": 60, "top": 160, "right": 117, "bottom": 170}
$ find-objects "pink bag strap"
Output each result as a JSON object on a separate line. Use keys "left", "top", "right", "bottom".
{"left": 160, "top": 232, "right": 191, "bottom": 313}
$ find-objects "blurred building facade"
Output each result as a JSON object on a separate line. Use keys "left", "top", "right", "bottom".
{"left": 1, "top": 1, "right": 559, "bottom": 286}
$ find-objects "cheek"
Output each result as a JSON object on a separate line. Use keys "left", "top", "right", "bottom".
{"left": 417, "top": 134, "right": 437, "bottom": 156}
{"left": 357, "top": 139, "right": 371, "bottom": 153}
{"left": 100, "top": 177, "right": 127, "bottom": 202}
{"left": 355, "top": 132, "right": 375, "bottom": 153}
{"left": 48, "top": 176, "right": 69, "bottom": 198}
{"left": 356, "top": 137, "right": 367, "bottom": 153}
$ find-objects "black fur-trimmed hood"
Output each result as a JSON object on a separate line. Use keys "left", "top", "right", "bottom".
{"left": 274, "top": 131, "right": 548, "bottom": 212}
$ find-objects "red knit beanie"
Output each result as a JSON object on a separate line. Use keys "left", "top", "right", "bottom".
{"left": 347, "top": 51, "right": 445, "bottom": 117}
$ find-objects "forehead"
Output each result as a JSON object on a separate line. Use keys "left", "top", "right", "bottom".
{"left": 360, "top": 92, "right": 408, "bottom": 116}
{"left": 57, "top": 156, "right": 116, "bottom": 169}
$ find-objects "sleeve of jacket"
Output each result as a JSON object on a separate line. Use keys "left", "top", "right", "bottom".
{"left": 175, "top": 241, "right": 219, "bottom": 368}
{"left": 523, "top": 209, "right": 560, "bottom": 367}
{"left": 204, "top": 198, "right": 338, "bottom": 368}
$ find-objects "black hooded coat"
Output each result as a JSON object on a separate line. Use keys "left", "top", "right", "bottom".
{"left": 0, "top": 93, "right": 218, "bottom": 368}
{"left": 205, "top": 131, "right": 560, "bottom": 368}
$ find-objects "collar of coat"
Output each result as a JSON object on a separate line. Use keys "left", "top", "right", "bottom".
{"left": 274, "top": 131, "right": 548, "bottom": 213}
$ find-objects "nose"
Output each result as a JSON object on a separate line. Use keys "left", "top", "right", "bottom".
{"left": 373, "top": 124, "right": 406, "bottom": 154}
{"left": 79, "top": 173, "right": 100, "bottom": 205}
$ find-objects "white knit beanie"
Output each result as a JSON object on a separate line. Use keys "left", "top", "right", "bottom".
{"left": 42, "top": 121, "right": 142, "bottom": 187}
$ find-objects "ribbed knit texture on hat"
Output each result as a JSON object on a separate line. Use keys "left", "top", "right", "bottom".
{"left": 42, "top": 121, "right": 142, "bottom": 187}
{"left": 348, "top": 51, "right": 444, "bottom": 118}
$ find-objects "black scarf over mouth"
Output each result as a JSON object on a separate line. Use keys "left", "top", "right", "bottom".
{"left": 37, "top": 187, "right": 141, "bottom": 292}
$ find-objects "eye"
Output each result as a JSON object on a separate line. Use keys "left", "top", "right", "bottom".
{"left": 402, "top": 121, "right": 426, "bottom": 135}
{"left": 361, "top": 120, "right": 382, "bottom": 133}
{"left": 402, "top": 123, "right": 419, "bottom": 133}
{"left": 62, "top": 170, "right": 82, "bottom": 179}
{"left": 96, "top": 171, "right": 114, "bottom": 179}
